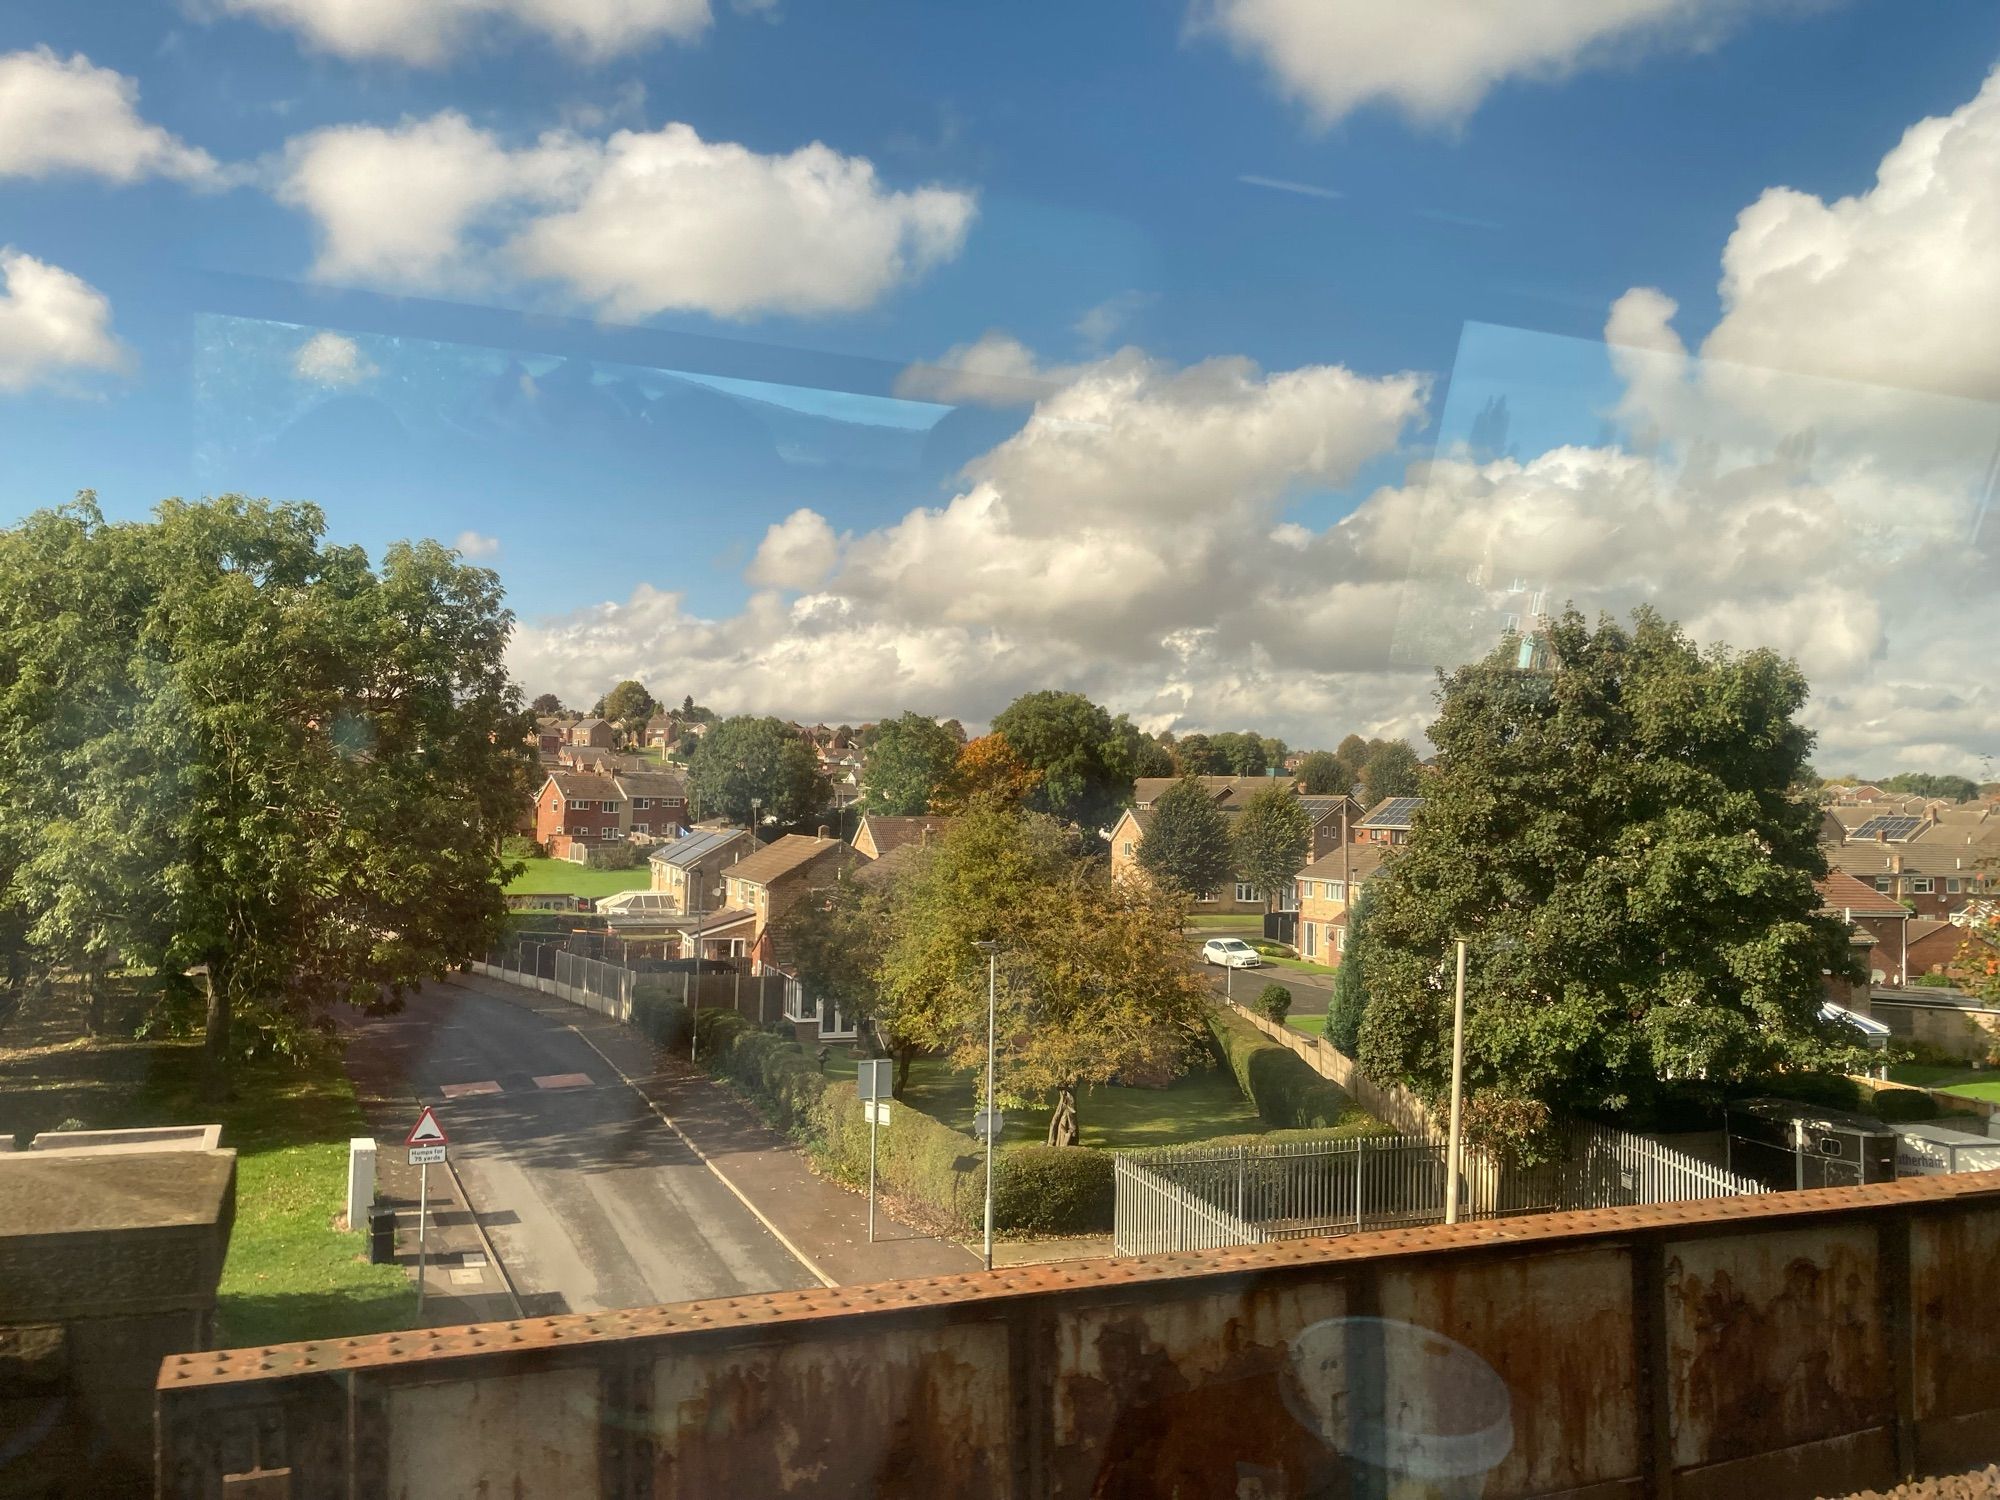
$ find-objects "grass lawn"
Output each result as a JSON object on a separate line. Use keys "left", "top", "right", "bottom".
{"left": 1255, "top": 952, "right": 1339, "bottom": 975}
{"left": 1, "top": 986, "right": 414, "bottom": 1347}
{"left": 1185, "top": 913, "right": 1263, "bottom": 932}
{"left": 506, "top": 856, "right": 652, "bottom": 898}
{"left": 1885, "top": 1062, "right": 2000, "bottom": 1105}
{"left": 1286, "top": 1012, "right": 1327, "bottom": 1037}
{"left": 828, "top": 1053, "right": 1267, "bottom": 1149}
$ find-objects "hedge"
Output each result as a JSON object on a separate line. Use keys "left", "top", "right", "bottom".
{"left": 994, "top": 1146, "right": 1116, "bottom": 1236}
{"left": 1206, "top": 1005, "right": 1367, "bottom": 1130}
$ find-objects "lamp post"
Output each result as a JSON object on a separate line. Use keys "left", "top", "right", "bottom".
{"left": 973, "top": 940, "right": 1000, "bottom": 1272}
{"left": 750, "top": 796, "right": 762, "bottom": 853}
{"left": 1444, "top": 938, "right": 1468, "bottom": 1225}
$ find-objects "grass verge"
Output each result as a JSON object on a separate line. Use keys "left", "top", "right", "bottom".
{"left": 506, "top": 856, "right": 653, "bottom": 898}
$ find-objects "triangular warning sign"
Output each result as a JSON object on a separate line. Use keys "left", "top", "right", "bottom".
{"left": 405, "top": 1106, "right": 448, "bottom": 1146}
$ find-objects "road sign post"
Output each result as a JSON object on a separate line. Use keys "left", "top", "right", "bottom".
{"left": 404, "top": 1107, "right": 450, "bottom": 1317}
{"left": 857, "top": 1060, "right": 893, "bottom": 1243}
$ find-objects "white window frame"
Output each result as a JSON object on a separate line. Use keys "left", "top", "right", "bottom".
{"left": 634, "top": 797, "right": 652, "bottom": 810}
{"left": 1335, "top": 926, "right": 1348, "bottom": 953}
{"left": 600, "top": 801, "right": 621, "bottom": 813}
{"left": 1122, "top": 841, "right": 1135, "bottom": 857}
{"left": 1303, "top": 922, "right": 1317, "bottom": 958}
{"left": 1196, "top": 890, "right": 1218, "bottom": 904}
{"left": 633, "top": 822, "right": 649, "bottom": 835}
{"left": 1911, "top": 877, "right": 1935, "bottom": 895}
{"left": 1329, "top": 880, "right": 1345, "bottom": 902}
{"left": 1947, "top": 878, "right": 1961, "bottom": 894}
{"left": 1234, "top": 881, "right": 1256, "bottom": 904}
{"left": 1875, "top": 876, "right": 1893, "bottom": 893}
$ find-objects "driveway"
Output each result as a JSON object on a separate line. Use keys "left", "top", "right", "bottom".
{"left": 341, "top": 981, "right": 818, "bottom": 1316}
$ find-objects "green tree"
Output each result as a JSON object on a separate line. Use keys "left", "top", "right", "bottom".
{"left": 530, "top": 692, "right": 563, "bottom": 715}
{"left": 1333, "top": 733, "right": 1370, "bottom": 790}
{"left": 0, "top": 495, "right": 530, "bottom": 1093}
{"left": 877, "top": 801, "right": 1208, "bottom": 1144}
{"left": 1356, "top": 608, "right": 1866, "bottom": 1157}
{"left": 1259, "top": 736, "right": 1289, "bottom": 770}
{"left": 1135, "top": 775, "right": 1234, "bottom": 898}
{"left": 1210, "top": 731, "right": 1268, "bottom": 777}
{"left": 1112, "top": 714, "right": 1175, "bottom": 779}
{"left": 990, "top": 690, "right": 1135, "bottom": 830}
{"left": 686, "top": 715, "right": 828, "bottom": 827}
{"left": 1174, "top": 732, "right": 1220, "bottom": 775}
{"left": 772, "top": 870, "right": 924, "bottom": 1093}
{"left": 1882, "top": 772, "right": 1980, "bottom": 802}
{"left": 1295, "top": 750, "right": 1351, "bottom": 796}
{"left": 1324, "top": 882, "right": 1376, "bottom": 1053}
{"left": 861, "top": 711, "right": 962, "bottom": 815}
{"left": 672, "top": 694, "right": 716, "bottom": 725}
{"left": 1232, "top": 783, "right": 1313, "bottom": 912}
{"left": 601, "top": 679, "right": 655, "bottom": 736}
{"left": 1359, "top": 738, "right": 1422, "bottom": 803}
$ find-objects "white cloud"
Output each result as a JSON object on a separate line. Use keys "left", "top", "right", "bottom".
{"left": 747, "top": 509, "right": 842, "bottom": 590}
{"left": 204, "top": 0, "right": 712, "bottom": 65}
{"left": 1198, "top": 0, "right": 1773, "bottom": 127}
{"left": 455, "top": 530, "right": 501, "bottom": 558}
{"left": 893, "top": 331, "right": 1073, "bottom": 406}
{"left": 291, "top": 330, "right": 377, "bottom": 385}
{"left": 0, "top": 248, "right": 131, "bottom": 393}
{"left": 0, "top": 47, "right": 220, "bottom": 184}
{"left": 278, "top": 112, "right": 975, "bottom": 319}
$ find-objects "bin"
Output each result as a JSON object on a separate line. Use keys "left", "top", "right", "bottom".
{"left": 368, "top": 1204, "right": 398, "bottom": 1264}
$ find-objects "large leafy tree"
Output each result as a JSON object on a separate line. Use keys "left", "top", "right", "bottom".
{"left": 1881, "top": 771, "right": 1980, "bottom": 802}
{"left": 530, "top": 692, "right": 563, "bottom": 715}
{"left": 1233, "top": 782, "right": 1313, "bottom": 911}
{"left": 1296, "top": 750, "right": 1351, "bottom": 796}
{"left": 1333, "top": 733, "right": 1371, "bottom": 790}
{"left": 772, "top": 870, "right": 921, "bottom": 1091}
{"left": 600, "top": 679, "right": 655, "bottom": 735}
{"left": 930, "top": 731, "right": 1041, "bottom": 813}
{"left": 1359, "top": 738, "right": 1422, "bottom": 803}
{"left": 1111, "top": 714, "right": 1175, "bottom": 779}
{"left": 0, "top": 495, "right": 531, "bottom": 1092}
{"left": 1356, "top": 608, "right": 1866, "bottom": 1157}
{"left": 1135, "top": 775, "right": 1233, "bottom": 898}
{"left": 860, "top": 712, "right": 962, "bottom": 815}
{"left": 990, "top": 690, "right": 1135, "bottom": 829}
{"left": 1173, "top": 733, "right": 1220, "bottom": 775}
{"left": 686, "top": 715, "right": 828, "bottom": 827}
{"left": 1209, "top": 731, "right": 1268, "bottom": 777}
{"left": 877, "top": 800, "right": 1209, "bottom": 1144}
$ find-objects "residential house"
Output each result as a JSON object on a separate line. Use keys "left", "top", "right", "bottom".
{"left": 1355, "top": 796, "right": 1423, "bottom": 846}
{"left": 1824, "top": 804, "right": 2000, "bottom": 919}
{"left": 615, "top": 771, "right": 690, "bottom": 839}
{"left": 1905, "top": 920, "right": 2000, "bottom": 987}
{"left": 557, "top": 744, "right": 615, "bottom": 774}
{"left": 852, "top": 814, "right": 952, "bottom": 861}
{"left": 531, "top": 718, "right": 565, "bottom": 757}
{"left": 533, "top": 769, "right": 690, "bottom": 854}
{"left": 1109, "top": 787, "right": 1359, "bottom": 913}
{"left": 647, "top": 828, "right": 749, "bottom": 913}
{"left": 643, "top": 717, "right": 676, "bottom": 751}
{"left": 721, "top": 834, "right": 858, "bottom": 969}
{"left": 566, "top": 717, "right": 618, "bottom": 749}
{"left": 1816, "top": 872, "right": 1914, "bottom": 986}
{"left": 1294, "top": 844, "right": 1395, "bottom": 966}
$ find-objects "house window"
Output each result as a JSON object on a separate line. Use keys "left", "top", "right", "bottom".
{"left": 1335, "top": 926, "right": 1348, "bottom": 953}
{"left": 1121, "top": 841, "right": 1135, "bottom": 857}
{"left": 633, "top": 823, "right": 649, "bottom": 835}
{"left": 1234, "top": 881, "right": 1256, "bottom": 903}
{"left": 634, "top": 798, "right": 651, "bottom": 810}
{"left": 1948, "top": 878, "right": 1962, "bottom": 894}
{"left": 1875, "top": 876, "right": 1893, "bottom": 893}
{"left": 1303, "top": 923, "right": 1317, "bottom": 958}
{"left": 1328, "top": 880, "right": 1345, "bottom": 902}
{"left": 1911, "top": 877, "right": 1934, "bottom": 894}
{"left": 1196, "top": 890, "right": 1217, "bottom": 904}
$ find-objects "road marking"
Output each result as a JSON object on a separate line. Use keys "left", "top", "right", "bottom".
{"left": 559, "top": 1021, "right": 839, "bottom": 1290}
{"left": 532, "top": 1072, "right": 592, "bottom": 1090}
{"left": 441, "top": 1080, "right": 502, "bottom": 1098}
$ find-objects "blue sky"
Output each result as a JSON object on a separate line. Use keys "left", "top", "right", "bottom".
{"left": 2, "top": 1, "right": 1997, "bottom": 766}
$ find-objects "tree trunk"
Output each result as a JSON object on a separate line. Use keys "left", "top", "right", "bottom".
{"left": 84, "top": 960, "right": 106, "bottom": 1037}
{"left": 1046, "top": 1084, "right": 1078, "bottom": 1147}
{"left": 202, "top": 963, "right": 233, "bottom": 1102}
{"left": 893, "top": 1041, "right": 914, "bottom": 1100}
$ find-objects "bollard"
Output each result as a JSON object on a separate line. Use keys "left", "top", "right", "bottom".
{"left": 346, "top": 1137, "right": 376, "bottom": 1232}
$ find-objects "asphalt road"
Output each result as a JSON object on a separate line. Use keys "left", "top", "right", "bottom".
{"left": 342, "top": 982, "right": 817, "bottom": 1315}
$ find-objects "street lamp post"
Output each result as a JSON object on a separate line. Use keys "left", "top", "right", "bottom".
{"left": 973, "top": 940, "right": 1000, "bottom": 1272}
{"left": 750, "top": 796, "right": 762, "bottom": 853}
{"left": 1444, "top": 938, "right": 1468, "bottom": 1225}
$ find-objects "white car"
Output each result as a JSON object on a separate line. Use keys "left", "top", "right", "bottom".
{"left": 1201, "top": 937, "right": 1266, "bottom": 969}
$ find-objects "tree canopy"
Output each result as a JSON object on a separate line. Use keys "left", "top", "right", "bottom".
{"left": 1355, "top": 608, "right": 1865, "bottom": 1157}
{"left": 1359, "top": 738, "right": 1422, "bottom": 804}
{"left": 1295, "top": 749, "right": 1352, "bottom": 796}
{"left": 860, "top": 712, "right": 962, "bottom": 815}
{"left": 600, "top": 679, "right": 655, "bottom": 729}
{"left": 876, "top": 800, "right": 1209, "bottom": 1144}
{"left": 1232, "top": 782, "right": 1313, "bottom": 911}
{"left": 930, "top": 731, "right": 1041, "bottom": 813}
{"left": 1881, "top": 771, "right": 1981, "bottom": 802}
{"left": 0, "top": 494, "right": 531, "bottom": 1089}
{"left": 1135, "top": 775, "right": 1233, "bottom": 898}
{"left": 685, "top": 715, "right": 828, "bottom": 827}
{"left": 989, "top": 690, "right": 1135, "bottom": 829}
{"left": 530, "top": 692, "right": 563, "bottom": 715}
{"left": 1324, "top": 881, "right": 1376, "bottom": 1054}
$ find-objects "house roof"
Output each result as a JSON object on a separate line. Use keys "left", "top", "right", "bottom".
{"left": 1816, "top": 872, "right": 1908, "bottom": 917}
{"left": 724, "top": 834, "right": 851, "bottom": 888}
{"left": 1131, "top": 775, "right": 1292, "bottom": 809}
{"left": 1358, "top": 796, "right": 1423, "bottom": 830}
{"left": 1906, "top": 919, "right": 1953, "bottom": 947}
{"left": 574, "top": 717, "right": 611, "bottom": 730}
{"left": 1826, "top": 841, "right": 1997, "bottom": 880}
{"left": 853, "top": 842, "right": 923, "bottom": 886}
{"left": 649, "top": 828, "right": 745, "bottom": 868}
{"left": 612, "top": 771, "right": 688, "bottom": 802}
{"left": 1300, "top": 843, "right": 1395, "bottom": 881}
{"left": 854, "top": 814, "right": 954, "bottom": 858}
{"left": 544, "top": 771, "right": 616, "bottom": 800}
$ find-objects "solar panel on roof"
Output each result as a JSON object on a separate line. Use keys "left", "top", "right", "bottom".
{"left": 1367, "top": 796, "right": 1424, "bottom": 826}
{"left": 1850, "top": 816, "right": 1922, "bottom": 842}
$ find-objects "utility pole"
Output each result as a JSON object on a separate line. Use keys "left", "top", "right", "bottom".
{"left": 974, "top": 941, "right": 1000, "bottom": 1272}
{"left": 1445, "top": 938, "right": 1468, "bottom": 1225}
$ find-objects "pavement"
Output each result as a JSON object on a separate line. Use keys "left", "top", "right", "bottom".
{"left": 340, "top": 972, "right": 976, "bottom": 1324}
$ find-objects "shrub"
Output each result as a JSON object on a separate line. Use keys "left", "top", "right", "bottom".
{"left": 501, "top": 833, "right": 541, "bottom": 860}
{"left": 630, "top": 992, "right": 691, "bottom": 1051}
{"left": 995, "top": 1146, "right": 1115, "bottom": 1235}
{"left": 1870, "top": 1087, "right": 1940, "bottom": 1123}
{"left": 1737, "top": 1071, "right": 1863, "bottom": 1113}
{"left": 1206, "top": 1006, "right": 1366, "bottom": 1129}
{"left": 1257, "top": 983, "right": 1292, "bottom": 1022}
{"left": 811, "top": 1080, "right": 986, "bottom": 1234}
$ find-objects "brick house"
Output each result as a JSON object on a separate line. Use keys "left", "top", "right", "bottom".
{"left": 1294, "top": 844, "right": 1394, "bottom": 966}
{"left": 722, "top": 834, "right": 857, "bottom": 969}
{"left": 533, "top": 769, "right": 689, "bottom": 854}
{"left": 1816, "top": 871, "right": 1914, "bottom": 985}
{"left": 567, "top": 717, "right": 617, "bottom": 748}
{"left": 615, "top": 772, "right": 690, "bottom": 839}
{"left": 648, "top": 828, "right": 748, "bottom": 912}
{"left": 1826, "top": 828, "right": 1999, "bottom": 919}
{"left": 1355, "top": 796, "right": 1422, "bottom": 846}
{"left": 1905, "top": 920, "right": 2000, "bottom": 987}
{"left": 531, "top": 718, "right": 565, "bottom": 756}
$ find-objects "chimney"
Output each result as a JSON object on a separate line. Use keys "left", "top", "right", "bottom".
{"left": 817, "top": 825, "right": 831, "bottom": 839}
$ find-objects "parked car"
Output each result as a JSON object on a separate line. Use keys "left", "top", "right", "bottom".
{"left": 1201, "top": 937, "right": 1266, "bottom": 969}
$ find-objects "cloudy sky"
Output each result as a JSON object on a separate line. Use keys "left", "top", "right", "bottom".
{"left": 1, "top": 2, "right": 1996, "bottom": 773}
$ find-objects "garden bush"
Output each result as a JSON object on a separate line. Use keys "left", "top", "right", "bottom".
{"left": 1206, "top": 1006, "right": 1363, "bottom": 1130}
{"left": 1870, "top": 1087, "right": 1940, "bottom": 1122}
{"left": 995, "top": 1146, "right": 1115, "bottom": 1235}
{"left": 629, "top": 992, "right": 691, "bottom": 1051}
{"left": 1738, "top": 1071, "right": 1863, "bottom": 1113}
{"left": 1257, "top": 983, "right": 1292, "bottom": 1023}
